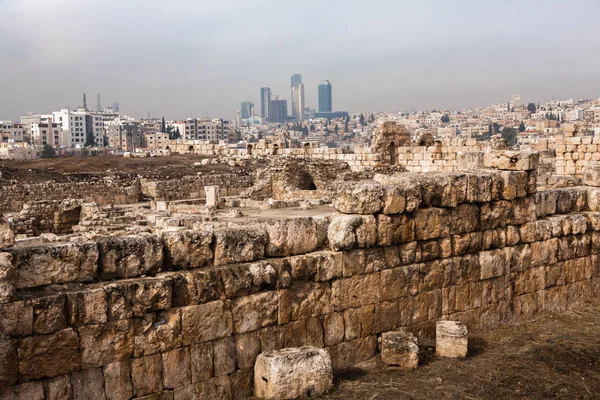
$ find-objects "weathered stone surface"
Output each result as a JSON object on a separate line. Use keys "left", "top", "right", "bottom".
{"left": 43, "top": 375, "right": 72, "bottom": 400}
{"left": 213, "top": 226, "right": 268, "bottom": 266}
{"left": 17, "top": 328, "right": 81, "bottom": 380}
{"left": 71, "top": 368, "right": 106, "bottom": 400}
{"left": 235, "top": 331, "right": 262, "bottom": 369}
{"left": 278, "top": 281, "right": 332, "bottom": 324}
{"left": 98, "top": 234, "right": 163, "bottom": 279}
{"left": 263, "top": 217, "right": 328, "bottom": 257}
{"left": 254, "top": 347, "right": 333, "bottom": 399}
{"left": 133, "top": 310, "right": 182, "bottom": 357}
{"left": 377, "top": 214, "right": 415, "bottom": 246}
{"left": 66, "top": 287, "right": 107, "bottom": 326}
{"left": 162, "top": 347, "right": 192, "bottom": 389}
{"left": 381, "top": 331, "right": 419, "bottom": 369}
{"left": 181, "top": 301, "right": 232, "bottom": 345}
{"left": 213, "top": 337, "right": 236, "bottom": 376}
{"left": 162, "top": 230, "right": 213, "bottom": 270}
{"left": 103, "top": 361, "right": 133, "bottom": 400}
{"left": 0, "top": 300, "right": 33, "bottom": 338}
{"left": 7, "top": 242, "right": 98, "bottom": 289}
{"left": 231, "top": 292, "right": 278, "bottom": 334}
{"left": 0, "top": 215, "right": 14, "bottom": 248}
{"left": 328, "top": 214, "right": 376, "bottom": 251}
{"left": 79, "top": 320, "right": 134, "bottom": 367}
{"left": 483, "top": 150, "right": 539, "bottom": 171}
{"left": 0, "top": 339, "right": 17, "bottom": 387}
{"left": 131, "top": 354, "right": 163, "bottom": 397}
{"left": 333, "top": 181, "right": 384, "bottom": 215}
{"left": 436, "top": 320, "right": 468, "bottom": 358}
{"left": 105, "top": 277, "right": 172, "bottom": 320}
{"left": 190, "top": 342, "right": 213, "bottom": 383}
{"left": 413, "top": 208, "right": 450, "bottom": 241}
{"left": 332, "top": 273, "right": 380, "bottom": 310}
{"left": 0, "top": 252, "right": 15, "bottom": 303}
{"left": 0, "top": 381, "right": 44, "bottom": 400}
{"left": 170, "top": 269, "right": 222, "bottom": 306}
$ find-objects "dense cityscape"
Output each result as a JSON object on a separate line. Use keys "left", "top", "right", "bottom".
{"left": 1, "top": 74, "right": 599, "bottom": 160}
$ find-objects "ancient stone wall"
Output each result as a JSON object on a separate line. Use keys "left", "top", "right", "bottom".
{"left": 7, "top": 200, "right": 83, "bottom": 237}
{"left": 1, "top": 158, "right": 600, "bottom": 398}
{"left": 0, "top": 180, "right": 140, "bottom": 213}
{"left": 554, "top": 135, "right": 600, "bottom": 176}
{"left": 140, "top": 174, "right": 255, "bottom": 202}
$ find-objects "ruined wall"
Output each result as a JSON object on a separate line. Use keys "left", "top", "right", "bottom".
{"left": 554, "top": 135, "right": 600, "bottom": 176}
{"left": 0, "top": 180, "right": 140, "bottom": 213}
{"left": 1, "top": 161, "right": 600, "bottom": 398}
{"left": 7, "top": 200, "right": 83, "bottom": 237}
{"left": 140, "top": 174, "right": 255, "bottom": 202}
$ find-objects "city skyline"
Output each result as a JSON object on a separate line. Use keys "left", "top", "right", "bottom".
{"left": 1, "top": 0, "right": 600, "bottom": 120}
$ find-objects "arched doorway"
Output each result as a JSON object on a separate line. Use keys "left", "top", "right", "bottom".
{"left": 388, "top": 141, "right": 396, "bottom": 165}
{"left": 188, "top": 145, "right": 194, "bottom": 152}
{"left": 272, "top": 144, "right": 279, "bottom": 155}
{"left": 247, "top": 144, "right": 253, "bottom": 155}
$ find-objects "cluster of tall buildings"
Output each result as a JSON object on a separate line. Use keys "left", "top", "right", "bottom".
{"left": 241, "top": 74, "right": 337, "bottom": 124}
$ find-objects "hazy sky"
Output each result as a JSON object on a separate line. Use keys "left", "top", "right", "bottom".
{"left": 1, "top": 0, "right": 600, "bottom": 120}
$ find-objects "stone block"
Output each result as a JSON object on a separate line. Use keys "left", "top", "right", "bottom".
{"left": 332, "top": 273, "right": 380, "bottom": 311}
{"left": 231, "top": 291, "right": 278, "bottom": 334}
{"left": 103, "top": 361, "right": 133, "bottom": 400}
{"left": 254, "top": 347, "right": 333, "bottom": 399}
{"left": 133, "top": 309, "right": 182, "bottom": 357}
{"left": 213, "top": 337, "right": 236, "bottom": 376}
{"left": 381, "top": 331, "right": 419, "bottom": 369}
{"left": 171, "top": 269, "right": 222, "bottom": 306}
{"left": 162, "top": 347, "right": 192, "bottom": 389}
{"left": 162, "top": 230, "right": 213, "bottom": 270}
{"left": 66, "top": 288, "right": 107, "bottom": 327}
{"left": 97, "top": 234, "right": 163, "bottom": 279}
{"left": 130, "top": 354, "right": 163, "bottom": 397}
{"left": 79, "top": 320, "right": 134, "bottom": 367}
{"left": 483, "top": 150, "right": 539, "bottom": 171}
{"left": 479, "top": 249, "right": 509, "bottom": 280}
{"left": 328, "top": 215, "right": 376, "bottom": 251}
{"left": 0, "top": 252, "right": 15, "bottom": 303}
{"left": 480, "top": 200, "right": 512, "bottom": 230}
{"left": 413, "top": 208, "right": 450, "bottom": 241}
{"left": 190, "top": 342, "right": 213, "bottom": 383}
{"left": 213, "top": 226, "right": 268, "bottom": 266}
{"left": 278, "top": 281, "right": 332, "bottom": 324}
{"left": 71, "top": 368, "right": 106, "bottom": 400}
{"left": 332, "top": 181, "right": 383, "bottom": 214}
{"left": 235, "top": 331, "right": 262, "bottom": 369}
{"left": 181, "top": 301, "right": 232, "bottom": 345}
{"left": 7, "top": 242, "right": 98, "bottom": 289}
{"left": 0, "top": 300, "right": 33, "bottom": 338}
{"left": 0, "top": 382, "right": 44, "bottom": 400}
{"left": 436, "top": 320, "right": 468, "bottom": 358}
{"left": 43, "top": 375, "right": 72, "bottom": 400}
{"left": 376, "top": 214, "right": 415, "bottom": 246}
{"left": 0, "top": 339, "right": 17, "bottom": 388}
{"left": 17, "top": 329, "right": 81, "bottom": 381}
{"left": 105, "top": 277, "right": 172, "bottom": 320}
{"left": 262, "top": 217, "right": 327, "bottom": 257}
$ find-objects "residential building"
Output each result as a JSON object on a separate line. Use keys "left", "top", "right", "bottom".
{"left": 143, "top": 132, "right": 170, "bottom": 150}
{"left": 31, "top": 123, "right": 61, "bottom": 146}
{"left": 0, "top": 122, "right": 27, "bottom": 143}
{"left": 107, "top": 123, "right": 142, "bottom": 152}
{"left": 318, "top": 80, "right": 333, "bottom": 112}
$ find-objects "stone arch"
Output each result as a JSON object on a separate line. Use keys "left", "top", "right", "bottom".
{"left": 247, "top": 144, "right": 253, "bottom": 155}
{"left": 188, "top": 145, "right": 194, "bottom": 152}
{"left": 272, "top": 144, "right": 279, "bottom": 155}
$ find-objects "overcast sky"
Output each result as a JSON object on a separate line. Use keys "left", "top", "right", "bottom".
{"left": 1, "top": 0, "right": 600, "bottom": 120}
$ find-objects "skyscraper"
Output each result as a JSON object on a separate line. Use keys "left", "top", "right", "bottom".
{"left": 292, "top": 82, "right": 305, "bottom": 121}
{"left": 240, "top": 101, "right": 254, "bottom": 119}
{"left": 318, "top": 80, "right": 332, "bottom": 113}
{"left": 260, "top": 87, "right": 271, "bottom": 120}
{"left": 290, "top": 74, "right": 302, "bottom": 119}
{"left": 269, "top": 99, "right": 288, "bottom": 124}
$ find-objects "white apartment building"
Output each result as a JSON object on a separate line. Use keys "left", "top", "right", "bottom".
{"left": 52, "top": 108, "right": 105, "bottom": 147}
{"left": 173, "top": 118, "right": 231, "bottom": 142}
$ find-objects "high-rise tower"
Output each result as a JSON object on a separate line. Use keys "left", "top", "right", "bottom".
{"left": 290, "top": 74, "right": 302, "bottom": 119}
{"left": 260, "top": 87, "right": 271, "bottom": 120}
{"left": 318, "top": 80, "right": 332, "bottom": 113}
{"left": 292, "top": 82, "right": 305, "bottom": 121}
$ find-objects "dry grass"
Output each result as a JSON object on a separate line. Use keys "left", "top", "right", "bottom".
{"left": 315, "top": 306, "right": 600, "bottom": 400}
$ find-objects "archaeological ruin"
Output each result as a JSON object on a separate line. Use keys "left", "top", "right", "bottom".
{"left": 1, "top": 121, "right": 600, "bottom": 399}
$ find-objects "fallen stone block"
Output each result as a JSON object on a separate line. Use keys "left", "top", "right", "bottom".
{"left": 483, "top": 150, "right": 539, "bottom": 171}
{"left": 381, "top": 330, "right": 419, "bottom": 369}
{"left": 254, "top": 346, "right": 333, "bottom": 399}
{"left": 436, "top": 320, "right": 468, "bottom": 358}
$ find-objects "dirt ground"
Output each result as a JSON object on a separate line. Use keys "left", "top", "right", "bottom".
{"left": 0, "top": 154, "right": 261, "bottom": 183}
{"left": 316, "top": 305, "right": 600, "bottom": 400}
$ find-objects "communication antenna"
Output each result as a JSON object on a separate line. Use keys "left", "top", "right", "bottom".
{"left": 96, "top": 93, "right": 102, "bottom": 112}
{"left": 83, "top": 93, "right": 88, "bottom": 110}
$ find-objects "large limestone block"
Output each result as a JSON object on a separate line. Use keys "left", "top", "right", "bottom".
{"left": 7, "top": 242, "right": 98, "bottom": 289}
{"left": 162, "top": 230, "right": 213, "bottom": 270}
{"left": 332, "top": 181, "right": 383, "bottom": 215}
{"left": 254, "top": 347, "right": 333, "bottom": 399}
{"left": 381, "top": 331, "right": 419, "bottom": 369}
{"left": 262, "top": 217, "right": 328, "bottom": 257}
{"left": 97, "top": 234, "right": 163, "bottom": 279}
{"left": 483, "top": 150, "right": 539, "bottom": 171}
{"left": 213, "top": 226, "right": 268, "bottom": 266}
{"left": 327, "top": 215, "right": 376, "bottom": 251}
{"left": 583, "top": 164, "right": 600, "bottom": 187}
{"left": 0, "top": 252, "right": 15, "bottom": 303}
{"left": 0, "top": 215, "right": 14, "bottom": 248}
{"left": 436, "top": 320, "right": 468, "bottom": 358}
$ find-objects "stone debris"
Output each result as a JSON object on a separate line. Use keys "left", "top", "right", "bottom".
{"left": 436, "top": 321, "right": 468, "bottom": 358}
{"left": 381, "top": 331, "right": 419, "bottom": 369}
{"left": 254, "top": 347, "right": 333, "bottom": 399}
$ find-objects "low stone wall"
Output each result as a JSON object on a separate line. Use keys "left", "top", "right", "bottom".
{"left": 554, "top": 135, "right": 600, "bottom": 176}
{"left": 0, "top": 180, "right": 140, "bottom": 213}
{"left": 7, "top": 200, "right": 83, "bottom": 236}
{"left": 140, "top": 174, "right": 255, "bottom": 202}
{"left": 1, "top": 165, "right": 600, "bottom": 398}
